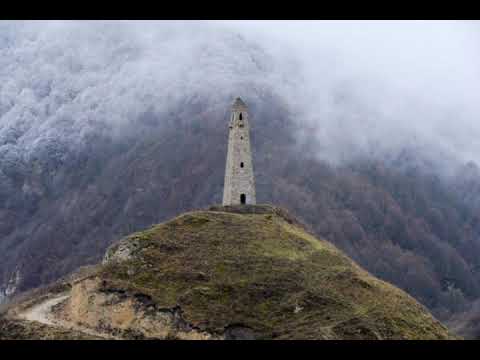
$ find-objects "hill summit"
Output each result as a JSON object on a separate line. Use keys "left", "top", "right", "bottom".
{"left": 1, "top": 205, "right": 454, "bottom": 339}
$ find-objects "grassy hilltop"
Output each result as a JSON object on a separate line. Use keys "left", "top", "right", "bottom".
{"left": 99, "top": 205, "right": 453, "bottom": 339}
{"left": 0, "top": 205, "right": 455, "bottom": 340}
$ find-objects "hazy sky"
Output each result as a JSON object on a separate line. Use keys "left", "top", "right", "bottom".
{"left": 222, "top": 20, "right": 480, "bottom": 164}
{"left": 225, "top": 20, "right": 480, "bottom": 108}
{"left": 0, "top": 20, "right": 479, "bottom": 167}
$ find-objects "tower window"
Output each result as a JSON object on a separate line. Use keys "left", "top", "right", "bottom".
{"left": 240, "top": 162, "right": 244, "bottom": 168}
{"left": 239, "top": 113, "right": 243, "bottom": 120}
{"left": 240, "top": 194, "right": 246, "bottom": 204}
{"left": 240, "top": 136, "right": 243, "bottom": 140}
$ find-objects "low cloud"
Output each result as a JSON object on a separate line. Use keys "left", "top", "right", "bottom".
{"left": 0, "top": 20, "right": 479, "bottom": 168}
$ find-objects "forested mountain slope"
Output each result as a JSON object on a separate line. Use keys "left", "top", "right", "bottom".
{"left": 1, "top": 22, "right": 480, "bottom": 325}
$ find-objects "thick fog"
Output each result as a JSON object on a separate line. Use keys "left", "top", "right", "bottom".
{"left": 1, "top": 20, "right": 479, "bottom": 167}
{"left": 226, "top": 20, "right": 480, "bottom": 165}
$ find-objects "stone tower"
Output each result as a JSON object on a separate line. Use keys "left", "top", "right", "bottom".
{"left": 222, "top": 97, "right": 256, "bottom": 205}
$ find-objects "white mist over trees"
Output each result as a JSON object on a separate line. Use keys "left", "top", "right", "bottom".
{"left": 1, "top": 20, "right": 480, "bottom": 167}
{"left": 2, "top": 21, "right": 480, "bottom": 324}
{"left": 226, "top": 20, "right": 480, "bottom": 165}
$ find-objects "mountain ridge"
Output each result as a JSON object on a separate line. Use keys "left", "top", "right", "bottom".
{"left": 1, "top": 22, "right": 480, "bottom": 333}
{"left": 2, "top": 94, "right": 480, "bottom": 327}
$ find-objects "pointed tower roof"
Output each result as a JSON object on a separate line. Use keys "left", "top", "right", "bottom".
{"left": 232, "top": 97, "right": 248, "bottom": 110}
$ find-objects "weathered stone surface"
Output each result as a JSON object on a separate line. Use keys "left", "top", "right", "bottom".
{"left": 55, "top": 278, "right": 224, "bottom": 339}
{"left": 222, "top": 98, "right": 256, "bottom": 205}
{"left": 103, "top": 237, "right": 140, "bottom": 265}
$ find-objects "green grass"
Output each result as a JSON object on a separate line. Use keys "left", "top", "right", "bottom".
{"left": 97, "top": 205, "right": 455, "bottom": 339}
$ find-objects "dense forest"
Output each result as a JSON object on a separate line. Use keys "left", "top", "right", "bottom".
{"left": 2, "top": 91, "right": 480, "bottom": 324}
{"left": 1, "top": 22, "right": 480, "bottom": 335}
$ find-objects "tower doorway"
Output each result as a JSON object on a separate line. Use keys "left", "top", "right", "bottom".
{"left": 240, "top": 194, "right": 246, "bottom": 204}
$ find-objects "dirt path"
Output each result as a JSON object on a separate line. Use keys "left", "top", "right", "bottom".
{"left": 16, "top": 293, "right": 117, "bottom": 339}
{"left": 17, "top": 295, "right": 70, "bottom": 325}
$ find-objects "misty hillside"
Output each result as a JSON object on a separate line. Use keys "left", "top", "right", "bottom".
{"left": 1, "top": 21, "right": 480, "bottom": 326}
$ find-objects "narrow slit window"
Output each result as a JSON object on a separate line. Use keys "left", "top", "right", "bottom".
{"left": 240, "top": 194, "right": 246, "bottom": 204}
{"left": 240, "top": 162, "right": 244, "bottom": 168}
{"left": 239, "top": 113, "right": 243, "bottom": 120}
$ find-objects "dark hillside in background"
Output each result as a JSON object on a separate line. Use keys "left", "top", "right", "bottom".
{"left": 2, "top": 92, "right": 480, "bottom": 325}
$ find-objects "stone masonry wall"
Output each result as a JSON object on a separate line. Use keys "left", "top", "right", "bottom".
{"left": 222, "top": 100, "right": 256, "bottom": 205}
